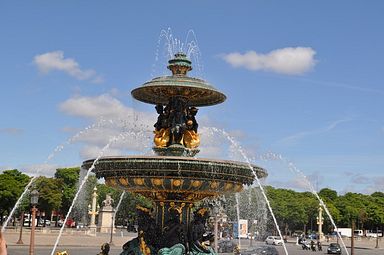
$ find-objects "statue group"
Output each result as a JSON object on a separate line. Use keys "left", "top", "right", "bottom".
{"left": 153, "top": 96, "right": 200, "bottom": 149}
{"left": 121, "top": 206, "right": 215, "bottom": 255}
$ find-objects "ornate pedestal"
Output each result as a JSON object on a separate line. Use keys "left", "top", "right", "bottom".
{"left": 97, "top": 195, "right": 115, "bottom": 233}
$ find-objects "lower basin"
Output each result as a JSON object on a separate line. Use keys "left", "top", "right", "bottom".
{"left": 82, "top": 156, "right": 267, "bottom": 202}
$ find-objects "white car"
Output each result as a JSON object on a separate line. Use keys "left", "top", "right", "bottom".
{"left": 265, "top": 236, "right": 283, "bottom": 245}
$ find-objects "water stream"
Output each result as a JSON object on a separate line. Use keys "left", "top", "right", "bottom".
{"left": 235, "top": 193, "right": 242, "bottom": 249}
{"left": 209, "top": 126, "right": 349, "bottom": 255}
{"left": 211, "top": 127, "right": 289, "bottom": 255}
{"left": 1, "top": 119, "right": 115, "bottom": 233}
{"left": 151, "top": 28, "right": 203, "bottom": 78}
{"left": 259, "top": 152, "right": 350, "bottom": 255}
{"left": 113, "top": 191, "right": 126, "bottom": 230}
{"left": 50, "top": 134, "right": 124, "bottom": 255}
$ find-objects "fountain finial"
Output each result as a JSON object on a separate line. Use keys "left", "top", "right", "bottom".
{"left": 167, "top": 52, "right": 192, "bottom": 76}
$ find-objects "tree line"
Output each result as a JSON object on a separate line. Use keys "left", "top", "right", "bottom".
{"left": 1, "top": 168, "right": 383, "bottom": 235}
{"left": 0, "top": 168, "right": 149, "bottom": 227}
{"left": 223, "top": 186, "right": 384, "bottom": 236}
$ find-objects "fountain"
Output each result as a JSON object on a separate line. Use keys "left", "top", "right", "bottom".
{"left": 82, "top": 52, "right": 268, "bottom": 255}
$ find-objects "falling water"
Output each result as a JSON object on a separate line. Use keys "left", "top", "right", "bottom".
{"left": 151, "top": 28, "right": 203, "bottom": 78}
{"left": 211, "top": 127, "right": 289, "bottom": 255}
{"left": 50, "top": 134, "right": 124, "bottom": 255}
{"left": 1, "top": 119, "right": 115, "bottom": 232}
{"left": 259, "top": 152, "right": 350, "bottom": 255}
{"left": 113, "top": 191, "right": 126, "bottom": 230}
{"left": 235, "top": 193, "right": 242, "bottom": 249}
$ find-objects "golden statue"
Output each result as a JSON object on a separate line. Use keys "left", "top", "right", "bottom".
{"left": 56, "top": 251, "right": 69, "bottom": 255}
{"left": 183, "top": 130, "right": 200, "bottom": 148}
{"left": 154, "top": 128, "right": 170, "bottom": 147}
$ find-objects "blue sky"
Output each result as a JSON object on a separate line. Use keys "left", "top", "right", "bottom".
{"left": 0, "top": 1, "right": 383, "bottom": 195}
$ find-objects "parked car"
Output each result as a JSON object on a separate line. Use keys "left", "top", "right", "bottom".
{"left": 76, "top": 222, "right": 85, "bottom": 229}
{"left": 265, "top": 236, "right": 283, "bottom": 245}
{"left": 327, "top": 243, "right": 341, "bottom": 254}
{"left": 38, "top": 219, "right": 51, "bottom": 226}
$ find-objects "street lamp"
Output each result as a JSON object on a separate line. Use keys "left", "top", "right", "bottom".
{"left": 16, "top": 211, "right": 25, "bottom": 244}
{"left": 109, "top": 208, "right": 115, "bottom": 245}
{"left": 375, "top": 226, "right": 379, "bottom": 249}
{"left": 29, "top": 189, "right": 39, "bottom": 255}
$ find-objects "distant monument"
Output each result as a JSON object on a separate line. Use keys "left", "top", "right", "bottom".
{"left": 97, "top": 194, "right": 115, "bottom": 233}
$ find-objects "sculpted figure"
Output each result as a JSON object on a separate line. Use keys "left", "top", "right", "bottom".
{"left": 97, "top": 243, "right": 110, "bottom": 255}
{"left": 161, "top": 206, "right": 187, "bottom": 249}
{"left": 154, "top": 104, "right": 172, "bottom": 148}
{"left": 183, "top": 106, "right": 200, "bottom": 148}
{"left": 167, "top": 96, "right": 188, "bottom": 146}
{"left": 188, "top": 208, "right": 215, "bottom": 254}
{"left": 102, "top": 194, "right": 114, "bottom": 209}
{"left": 121, "top": 206, "right": 158, "bottom": 255}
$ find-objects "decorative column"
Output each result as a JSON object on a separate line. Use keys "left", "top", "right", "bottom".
{"left": 88, "top": 187, "right": 99, "bottom": 229}
{"left": 317, "top": 204, "right": 324, "bottom": 241}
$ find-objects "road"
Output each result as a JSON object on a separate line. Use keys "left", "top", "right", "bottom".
{"left": 7, "top": 242, "right": 384, "bottom": 255}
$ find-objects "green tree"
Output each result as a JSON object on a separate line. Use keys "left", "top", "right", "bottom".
{"left": 319, "top": 188, "right": 338, "bottom": 201}
{"left": 54, "top": 167, "right": 80, "bottom": 214}
{"left": 0, "top": 169, "right": 30, "bottom": 223}
{"left": 32, "top": 176, "right": 63, "bottom": 225}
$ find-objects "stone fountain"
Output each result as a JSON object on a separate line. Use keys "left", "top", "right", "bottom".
{"left": 82, "top": 53, "right": 268, "bottom": 255}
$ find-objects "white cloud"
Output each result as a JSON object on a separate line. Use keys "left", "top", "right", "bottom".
{"left": 20, "top": 163, "right": 60, "bottom": 177}
{"left": 59, "top": 94, "right": 155, "bottom": 159}
{"left": 58, "top": 95, "right": 257, "bottom": 161}
{"left": 34, "top": 51, "right": 103, "bottom": 83}
{"left": 60, "top": 94, "right": 133, "bottom": 119}
{"left": 222, "top": 47, "right": 316, "bottom": 75}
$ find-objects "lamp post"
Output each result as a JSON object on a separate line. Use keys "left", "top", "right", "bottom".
{"left": 109, "top": 208, "right": 115, "bottom": 245}
{"left": 29, "top": 189, "right": 39, "bottom": 255}
{"left": 375, "top": 226, "right": 379, "bottom": 249}
{"left": 16, "top": 211, "right": 24, "bottom": 244}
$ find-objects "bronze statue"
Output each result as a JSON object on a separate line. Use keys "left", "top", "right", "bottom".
{"left": 188, "top": 207, "right": 214, "bottom": 254}
{"left": 121, "top": 206, "right": 158, "bottom": 255}
{"left": 161, "top": 206, "right": 187, "bottom": 250}
{"left": 167, "top": 96, "right": 188, "bottom": 146}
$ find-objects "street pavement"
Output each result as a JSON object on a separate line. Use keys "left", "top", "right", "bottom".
{"left": 3, "top": 229, "right": 383, "bottom": 255}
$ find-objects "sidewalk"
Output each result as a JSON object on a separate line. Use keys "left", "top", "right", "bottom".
{"left": 4, "top": 229, "right": 137, "bottom": 248}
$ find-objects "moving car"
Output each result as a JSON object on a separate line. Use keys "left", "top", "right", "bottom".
{"left": 327, "top": 243, "right": 341, "bottom": 254}
{"left": 265, "top": 236, "right": 283, "bottom": 245}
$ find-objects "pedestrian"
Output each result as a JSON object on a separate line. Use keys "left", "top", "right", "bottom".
{"left": 317, "top": 240, "right": 322, "bottom": 251}
{"left": 0, "top": 232, "right": 7, "bottom": 255}
{"left": 310, "top": 240, "right": 316, "bottom": 251}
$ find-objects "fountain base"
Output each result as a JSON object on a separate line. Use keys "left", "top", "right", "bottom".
{"left": 153, "top": 144, "right": 199, "bottom": 157}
